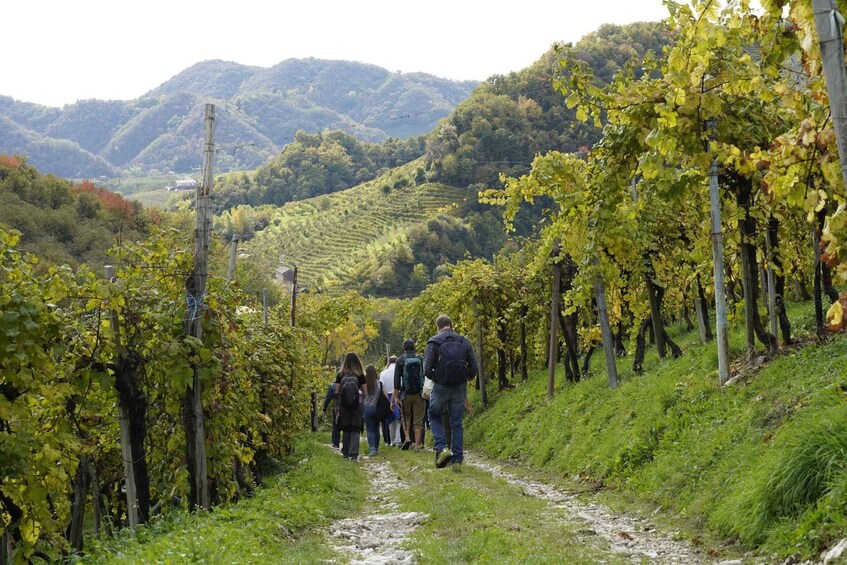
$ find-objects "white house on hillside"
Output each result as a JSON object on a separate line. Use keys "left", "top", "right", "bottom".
{"left": 175, "top": 177, "right": 199, "bottom": 190}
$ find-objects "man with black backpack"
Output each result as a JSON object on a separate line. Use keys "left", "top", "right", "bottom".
{"left": 394, "top": 338, "right": 426, "bottom": 451}
{"left": 423, "top": 314, "right": 477, "bottom": 472}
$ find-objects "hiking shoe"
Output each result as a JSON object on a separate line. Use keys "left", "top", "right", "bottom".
{"left": 435, "top": 449, "right": 453, "bottom": 468}
{"left": 452, "top": 462, "right": 462, "bottom": 473}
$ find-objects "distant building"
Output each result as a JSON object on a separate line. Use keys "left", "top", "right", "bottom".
{"left": 275, "top": 266, "right": 295, "bottom": 285}
{"left": 175, "top": 177, "right": 198, "bottom": 190}
{"left": 274, "top": 265, "right": 306, "bottom": 294}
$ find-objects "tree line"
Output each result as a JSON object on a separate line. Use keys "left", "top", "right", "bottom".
{"left": 398, "top": 0, "right": 847, "bottom": 394}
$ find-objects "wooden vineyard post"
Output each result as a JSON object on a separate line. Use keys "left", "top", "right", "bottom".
{"left": 68, "top": 455, "right": 90, "bottom": 551}
{"left": 813, "top": 0, "right": 847, "bottom": 190}
{"left": 694, "top": 296, "right": 709, "bottom": 343}
{"left": 593, "top": 257, "right": 619, "bottom": 389}
{"left": 520, "top": 304, "right": 528, "bottom": 381}
{"left": 706, "top": 117, "right": 730, "bottom": 384}
{"left": 226, "top": 234, "right": 239, "bottom": 282}
{"left": 184, "top": 103, "right": 214, "bottom": 510}
{"left": 766, "top": 246, "right": 778, "bottom": 338}
{"left": 290, "top": 266, "right": 298, "bottom": 327}
{"left": 474, "top": 297, "right": 488, "bottom": 407}
{"left": 547, "top": 245, "right": 562, "bottom": 399}
{"left": 105, "top": 265, "right": 139, "bottom": 528}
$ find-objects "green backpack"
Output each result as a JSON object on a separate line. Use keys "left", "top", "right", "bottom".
{"left": 402, "top": 356, "right": 423, "bottom": 394}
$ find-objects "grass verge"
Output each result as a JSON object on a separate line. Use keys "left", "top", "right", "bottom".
{"left": 79, "top": 435, "right": 365, "bottom": 564}
{"left": 465, "top": 302, "right": 847, "bottom": 560}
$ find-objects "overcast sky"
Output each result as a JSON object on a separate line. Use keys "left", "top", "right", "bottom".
{"left": 3, "top": 0, "right": 671, "bottom": 107}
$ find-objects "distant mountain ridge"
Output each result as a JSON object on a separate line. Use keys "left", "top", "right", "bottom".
{"left": 0, "top": 58, "right": 478, "bottom": 178}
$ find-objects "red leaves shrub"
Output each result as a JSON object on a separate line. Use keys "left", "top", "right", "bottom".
{"left": 74, "top": 179, "right": 135, "bottom": 220}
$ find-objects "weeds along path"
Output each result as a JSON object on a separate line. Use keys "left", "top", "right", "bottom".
{"left": 327, "top": 457, "right": 426, "bottom": 564}
{"left": 465, "top": 454, "right": 716, "bottom": 564}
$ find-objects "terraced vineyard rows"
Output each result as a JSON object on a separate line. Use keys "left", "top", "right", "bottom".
{"left": 247, "top": 161, "right": 469, "bottom": 289}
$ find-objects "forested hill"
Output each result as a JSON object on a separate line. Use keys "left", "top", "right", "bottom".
{"left": 0, "top": 155, "right": 147, "bottom": 269}
{"left": 218, "top": 22, "right": 672, "bottom": 210}
{"left": 0, "top": 59, "right": 477, "bottom": 179}
{"left": 236, "top": 22, "right": 673, "bottom": 295}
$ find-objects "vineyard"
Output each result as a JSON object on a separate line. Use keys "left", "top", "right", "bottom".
{"left": 246, "top": 158, "right": 469, "bottom": 290}
{"left": 0, "top": 198, "right": 379, "bottom": 561}
{"left": 9, "top": 0, "right": 847, "bottom": 562}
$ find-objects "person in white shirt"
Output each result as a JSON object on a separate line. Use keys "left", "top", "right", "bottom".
{"left": 379, "top": 356, "right": 401, "bottom": 446}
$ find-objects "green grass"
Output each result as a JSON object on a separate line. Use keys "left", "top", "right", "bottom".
{"left": 81, "top": 438, "right": 627, "bottom": 564}
{"left": 80, "top": 436, "right": 366, "bottom": 564}
{"left": 466, "top": 302, "right": 847, "bottom": 560}
{"left": 127, "top": 188, "right": 190, "bottom": 209}
{"left": 103, "top": 175, "right": 181, "bottom": 196}
{"left": 378, "top": 448, "right": 627, "bottom": 564}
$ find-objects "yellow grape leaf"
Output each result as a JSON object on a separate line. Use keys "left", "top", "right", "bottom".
{"left": 21, "top": 517, "right": 41, "bottom": 545}
{"left": 816, "top": 190, "right": 828, "bottom": 212}
{"left": 826, "top": 301, "right": 843, "bottom": 329}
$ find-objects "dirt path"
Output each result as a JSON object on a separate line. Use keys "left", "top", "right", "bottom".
{"left": 465, "top": 454, "right": 725, "bottom": 564}
{"left": 324, "top": 447, "right": 752, "bottom": 564}
{"left": 326, "top": 459, "right": 427, "bottom": 564}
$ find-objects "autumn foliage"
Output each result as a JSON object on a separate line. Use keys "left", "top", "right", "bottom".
{"left": 0, "top": 154, "right": 23, "bottom": 169}
{"left": 74, "top": 178, "right": 135, "bottom": 220}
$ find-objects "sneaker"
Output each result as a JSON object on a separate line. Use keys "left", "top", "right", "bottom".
{"left": 452, "top": 462, "right": 462, "bottom": 473}
{"left": 369, "top": 450, "right": 378, "bottom": 457}
{"left": 435, "top": 449, "right": 453, "bottom": 468}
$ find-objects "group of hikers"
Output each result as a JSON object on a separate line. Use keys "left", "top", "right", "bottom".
{"left": 322, "top": 314, "right": 477, "bottom": 471}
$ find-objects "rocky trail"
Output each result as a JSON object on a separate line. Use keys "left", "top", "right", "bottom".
{"left": 323, "top": 447, "right": 761, "bottom": 564}
{"left": 326, "top": 458, "right": 427, "bottom": 564}
{"left": 465, "top": 454, "right": 717, "bottom": 564}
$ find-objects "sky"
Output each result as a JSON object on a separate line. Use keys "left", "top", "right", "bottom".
{"left": 3, "top": 0, "right": 671, "bottom": 108}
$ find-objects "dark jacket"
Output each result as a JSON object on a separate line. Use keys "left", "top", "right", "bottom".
{"left": 335, "top": 372, "right": 365, "bottom": 432}
{"left": 322, "top": 383, "right": 336, "bottom": 412}
{"left": 422, "top": 328, "right": 477, "bottom": 384}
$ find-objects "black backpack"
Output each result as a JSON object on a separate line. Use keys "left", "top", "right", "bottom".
{"left": 338, "top": 374, "right": 360, "bottom": 409}
{"left": 432, "top": 334, "right": 470, "bottom": 385}
{"left": 402, "top": 356, "right": 423, "bottom": 394}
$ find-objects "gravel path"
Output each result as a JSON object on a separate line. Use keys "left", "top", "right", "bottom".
{"left": 465, "top": 454, "right": 728, "bottom": 564}
{"left": 324, "top": 447, "right": 762, "bottom": 564}
{"left": 326, "top": 458, "right": 427, "bottom": 564}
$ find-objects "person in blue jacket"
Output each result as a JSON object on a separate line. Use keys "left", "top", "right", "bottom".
{"left": 322, "top": 381, "right": 340, "bottom": 448}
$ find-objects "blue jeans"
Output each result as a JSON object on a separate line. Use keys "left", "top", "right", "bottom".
{"left": 364, "top": 404, "right": 381, "bottom": 454}
{"left": 331, "top": 409, "right": 340, "bottom": 447}
{"left": 428, "top": 382, "right": 466, "bottom": 463}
